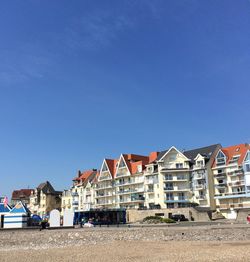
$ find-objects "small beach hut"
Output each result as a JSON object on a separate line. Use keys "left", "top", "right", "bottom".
{"left": 0, "top": 203, "right": 11, "bottom": 228}
{"left": 4, "top": 201, "right": 30, "bottom": 228}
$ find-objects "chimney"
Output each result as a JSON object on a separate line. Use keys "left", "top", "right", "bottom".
{"left": 78, "top": 170, "right": 81, "bottom": 177}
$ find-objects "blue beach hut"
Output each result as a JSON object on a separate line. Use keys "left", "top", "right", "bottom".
{"left": 0, "top": 203, "right": 11, "bottom": 228}
{"left": 4, "top": 201, "right": 30, "bottom": 228}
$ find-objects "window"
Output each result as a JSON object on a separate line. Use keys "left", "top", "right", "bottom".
{"left": 216, "top": 151, "right": 226, "bottom": 165}
{"left": 165, "top": 182, "right": 173, "bottom": 190}
{"left": 118, "top": 159, "right": 126, "bottom": 168}
{"left": 165, "top": 174, "right": 173, "bottom": 180}
{"left": 102, "top": 164, "right": 108, "bottom": 172}
{"left": 246, "top": 164, "right": 250, "bottom": 172}
{"left": 166, "top": 193, "right": 173, "bottom": 200}
{"left": 176, "top": 163, "right": 183, "bottom": 169}
{"left": 197, "top": 160, "right": 204, "bottom": 167}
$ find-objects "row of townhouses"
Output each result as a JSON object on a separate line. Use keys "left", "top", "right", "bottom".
{"left": 60, "top": 143, "right": 250, "bottom": 218}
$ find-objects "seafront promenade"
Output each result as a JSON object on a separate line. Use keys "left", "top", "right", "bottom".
{"left": 1, "top": 223, "right": 250, "bottom": 261}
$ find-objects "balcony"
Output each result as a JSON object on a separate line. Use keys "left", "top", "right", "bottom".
{"left": 214, "top": 172, "right": 227, "bottom": 178}
{"left": 215, "top": 182, "right": 227, "bottom": 188}
{"left": 71, "top": 192, "right": 79, "bottom": 197}
{"left": 115, "top": 180, "right": 144, "bottom": 187}
{"left": 117, "top": 188, "right": 144, "bottom": 195}
{"left": 95, "top": 184, "right": 113, "bottom": 190}
{"left": 96, "top": 193, "right": 113, "bottom": 198}
{"left": 72, "top": 201, "right": 79, "bottom": 206}
{"left": 145, "top": 179, "right": 155, "bottom": 184}
{"left": 146, "top": 188, "right": 154, "bottom": 193}
{"left": 193, "top": 174, "right": 206, "bottom": 180}
{"left": 194, "top": 184, "right": 206, "bottom": 190}
{"left": 164, "top": 187, "right": 190, "bottom": 192}
{"left": 119, "top": 197, "right": 145, "bottom": 203}
{"left": 228, "top": 170, "right": 244, "bottom": 176}
{"left": 214, "top": 191, "right": 246, "bottom": 199}
{"left": 164, "top": 198, "right": 189, "bottom": 203}
{"left": 229, "top": 180, "right": 245, "bottom": 187}
{"left": 161, "top": 167, "right": 189, "bottom": 173}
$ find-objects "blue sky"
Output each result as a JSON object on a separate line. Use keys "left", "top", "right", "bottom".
{"left": 1, "top": 0, "right": 250, "bottom": 197}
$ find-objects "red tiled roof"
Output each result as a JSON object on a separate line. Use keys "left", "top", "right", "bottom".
{"left": 105, "top": 159, "right": 118, "bottom": 178}
{"left": 12, "top": 189, "right": 33, "bottom": 199}
{"left": 149, "top": 151, "right": 159, "bottom": 163}
{"left": 73, "top": 170, "right": 98, "bottom": 184}
{"left": 213, "top": 143, "right": 250, "bottom": 167}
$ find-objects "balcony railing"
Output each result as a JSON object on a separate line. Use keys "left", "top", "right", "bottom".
{"left": 71, "top": 192, "right": 79, "bottom": 197}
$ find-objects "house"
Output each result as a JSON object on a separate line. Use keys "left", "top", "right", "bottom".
{"left": 11, "top": 189, "right": 33, "bottom": 206}
{"left": 29, "top": 181, "right": 62, "bottom": 217}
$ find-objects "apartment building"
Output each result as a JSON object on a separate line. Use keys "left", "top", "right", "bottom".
{"left": 183, "top": 144, "right": 221, "bottom": 209}
{"left": 114, "top": 154, "right": 150, "bottom": 209}
{"left": 95, "top": 159, "right": 117, "bottom": 209}
{"left": 70, "top": 169, "right": 98, "bottom": 212}
{"left": 143, "top": 145, "right": 220, "bottom": 210}
{"left": 213, "top": 143, "right": 250, "bottom": 217}
{"left": 29, "top": 181, "right": 62, "bottom": 217}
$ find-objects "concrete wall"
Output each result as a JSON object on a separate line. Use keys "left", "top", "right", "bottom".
{"left": 126, "top": 207, "right": 211, "bottom": 223}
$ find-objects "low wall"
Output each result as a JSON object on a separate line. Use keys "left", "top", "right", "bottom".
{"left": 126, "top": 208, "right": 210, "bottom": 223}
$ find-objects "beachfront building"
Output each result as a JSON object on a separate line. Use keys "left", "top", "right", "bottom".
{"left": 143, "top": 145, "right": 221, "bottom": 210}
{"left": 184, "top": 144, "right": 221, "bottom": 209}
{"left": 114, "top": 154, "right": 150, "bottom": 209}
{"left": 61, "top": 189, "right": 72, "bottom": 212}
{"left": 156, "top": 146, "right": 193, "bottom": 209}
{"left": 144, "top": 152, "right": 161, "bottom": 209}
{"left": 95, "top": 159, "right": 117, "bottom": 209}
{"left": 29, "top": 181, "right": 62, "bottom": 217}
{"left": 11, "top": 189, "right": 33, "bottom": 206}
{"left": 212, "top": 143, "right": 250, "bottom": 218}
{"left": 70, "top": 169, "right": 98, "bottom": 212}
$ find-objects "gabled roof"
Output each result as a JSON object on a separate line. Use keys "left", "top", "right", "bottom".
{"left": 118, "top": 154, "right": 150, "bottom": 176}
{"left": 105, "top": 159, "right": 118, "bottom": 178}
{"left": 10, "top": 201, "right": 30, "bottom": 214}
{"left": 183, "top": 144, "right": 221, "bottom": 163}
{"left": 156, "top": 146, "right": 190, "bottom": 162}
{"left": 74, "top": 169, "right": 98, "bottom": 185}
{"left": 12, "top": 189, "right": 33, "bottom": 200}
{"left": 37, "top": 181, "right": 56, "bottom": 194}
{"left": 156, "top": 149, "right": 169, "bottom": 161}
{"left": 0, "top": 203, "right": 11, "bottom": 213}
{"left": 214, "top": 143, "right": 250, "bottom": 166}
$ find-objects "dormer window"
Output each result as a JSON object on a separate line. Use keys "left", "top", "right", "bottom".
{"left": 137, "top": 165, "right": 142, "bottom": 173}
{"left": 196, "top": 160, "right": 204, "bottom": 167}
{"left": 118, "top": 158, "right": 126, "bottom": 168}
{"left": 229, "top": 155, "right": 240, "bottom": 163}
{"left": 216, "top": 151, "right": 226, "bottom": 166}
{"left": 101, "top": 164, "right": 108, "bottom": 172}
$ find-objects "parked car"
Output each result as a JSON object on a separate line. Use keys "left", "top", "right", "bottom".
{"left": 170, "top": 214, "right": 188, "bottom": 221}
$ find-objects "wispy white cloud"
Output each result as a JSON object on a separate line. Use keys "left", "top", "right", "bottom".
{"left": 65, "top": 10, "right": 134, "bottom": 51}
{"left": 0, "top": 45, "right": 54, "bottom": 86}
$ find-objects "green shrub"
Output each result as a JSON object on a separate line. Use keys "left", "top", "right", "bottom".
{"left": 143, "top": 216, "right": 162, "bottom": 222}
{"left": 142, "top": 216, "right": 176, "bottom": 224}
{"left": 161, "top": 218, "right": 176, "bottom": 223}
